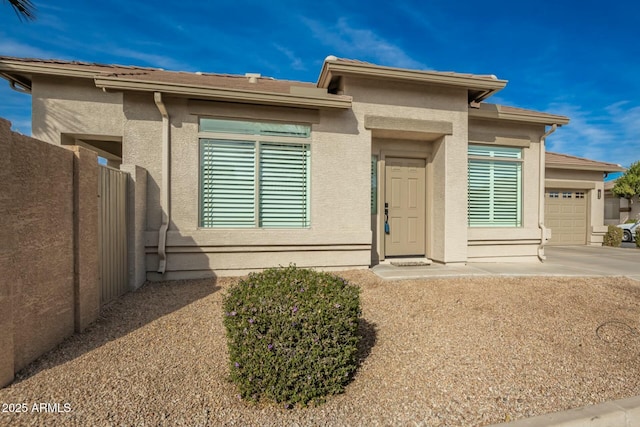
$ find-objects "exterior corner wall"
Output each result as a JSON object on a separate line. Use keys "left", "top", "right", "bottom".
{"left": 69, "top": 146, "right": 100, "bottom": 332}
{"left": 431, "top": 133, "right": 468, "bottom": 263}
{"left": 120, "top": 164, "right": 148, "bottom": 289}
{"left": 31, "top": 76, "right": 125, "bottom": 145}
{"left": 122, "top": 92, "right": 164, "bottom": 232}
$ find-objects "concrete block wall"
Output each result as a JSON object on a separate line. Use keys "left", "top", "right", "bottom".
{"left": 0, "top": 118, "right": 100, "bottom": 388}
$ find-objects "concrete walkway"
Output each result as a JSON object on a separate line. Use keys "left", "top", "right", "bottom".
{"left": 372, "top": 245, "right": 640, "bottom": 426}
{"left": 372, "top": 245, "right": 640, "bottom": 281}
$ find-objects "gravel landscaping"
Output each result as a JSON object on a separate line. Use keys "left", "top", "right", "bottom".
{"left": 2, "top": 272, "right": 640, "bottom": 426}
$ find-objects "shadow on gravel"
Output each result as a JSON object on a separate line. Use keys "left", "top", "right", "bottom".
{"left": 12, "top": 277, "right": 221, "bottom": 384}
{"left": 356, "top": 318, "right": 378, "bottom": 369}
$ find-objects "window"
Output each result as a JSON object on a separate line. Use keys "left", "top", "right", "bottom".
{"left": 199, "top": 118, "right": 311, "bottom": 228}
{"left": 575, "top": 192, "right": 585, "bottom": 199}
{"left": 549, "top": 192, "right": 559, "bottom": 198}
{"left": 562, "top": 192, "right": 572, "bottom": 199}
{"left": 468, "top": 145, "right": 523, "bottom": 227}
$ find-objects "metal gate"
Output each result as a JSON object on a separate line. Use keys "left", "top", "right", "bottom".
{"left": 98, "top": 166, "right": 128, "bottom": 304}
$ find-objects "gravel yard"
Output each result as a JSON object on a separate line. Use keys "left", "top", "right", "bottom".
{"left": 2, "top": 272, "right": 640, "bottom": 426}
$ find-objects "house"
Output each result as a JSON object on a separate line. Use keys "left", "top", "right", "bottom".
{"left": 1, "top": 55, "right": 615, "bottom": 281}
{"left": 604, "top": 180, "right": 640, "bottom": 225}
{"left": 544, "top": 152, "right": 624, "bottom": 244}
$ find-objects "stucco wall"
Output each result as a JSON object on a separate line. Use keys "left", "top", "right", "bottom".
{"left": 25, "top": 73, "right": 566, "bottom": 277}
{"left": 0, "top": 118, "right": 100, "bottom": 387}
{"left": 545, "top": 168, "right": 607, "bottom": 245}
{"left": 120, "top": 96, "right": 371, "bottom": 279}
{"left": 621, "top": 196, "right": 640, "bottom": 222}
{"left": 346, "top": 77, "right": 470, "bottom": 264}
{"left": 467, "top": 118, "right": 546, "bottom": 261}
{"left": 32, "top": 76, "right": 125, "bottom": 144}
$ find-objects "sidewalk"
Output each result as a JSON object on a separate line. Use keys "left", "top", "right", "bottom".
{"left": 372, "top": 245, "right": 640, "bottom": 281}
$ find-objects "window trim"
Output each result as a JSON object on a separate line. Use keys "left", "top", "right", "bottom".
{"left": 468, "top": 144, "right": 523, "bottom": 228}
{"left": 198, "top": 117, "right": 311, "bottom": 229}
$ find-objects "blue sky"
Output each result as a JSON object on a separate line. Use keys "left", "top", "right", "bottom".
{"left": 1, "top": 0, "right": 639, "bottom": 172}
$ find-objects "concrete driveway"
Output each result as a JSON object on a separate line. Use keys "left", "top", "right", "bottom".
{"left": 372, "top": 245, "right": 640, "bottom": 281}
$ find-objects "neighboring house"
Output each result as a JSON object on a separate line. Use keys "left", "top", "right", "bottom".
{"left": 544, "top": 152, "right": 624, "bottom": 245}
{"left": 604, "top": 180, "right": 640, "bottom": 225}
{"left": 3, "top": 54, "right": 614, "bottom": 280}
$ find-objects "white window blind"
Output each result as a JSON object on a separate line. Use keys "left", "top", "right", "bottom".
{"left": 259, "top": 143, "right": 310, "bottom": 227}
{"left": 200, "top": 139, "right": 256, "bottom": 227}
{"left": 468, "top": 145, "right": 522, "bottom": 227}
{"left": 199, "top": 118, "right": 311, "bottom": 229}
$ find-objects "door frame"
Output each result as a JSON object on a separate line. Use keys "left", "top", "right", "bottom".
{"left": 375, "top": 150, "right": 431, "bottom": 261}
{"left": 544, "top": 188, "right": 590, "bottom": 245}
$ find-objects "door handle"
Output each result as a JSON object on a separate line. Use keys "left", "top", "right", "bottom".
{"left": 384, "top": 202, "right": 390, "bottom": 234}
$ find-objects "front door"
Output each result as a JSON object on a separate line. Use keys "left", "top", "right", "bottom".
{"left": 384, "top": 157, "right": 426, "bottom": 256}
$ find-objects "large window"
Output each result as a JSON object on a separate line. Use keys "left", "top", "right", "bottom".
{"left": 199, "top": 118, "right": 311, "bottom": 228}
{"left": 468, "top": 145, "right": 522, "bottom": 227}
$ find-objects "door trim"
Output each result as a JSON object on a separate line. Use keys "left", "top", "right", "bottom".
{"left": 379, "top": 153, "right": 428, "bottom": 259}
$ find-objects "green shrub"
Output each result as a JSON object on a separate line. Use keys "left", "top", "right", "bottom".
{"left": 603, "top": 225, "right": 623, "bottom": 247}
{"left": 636, "top": 228, "right": 640, "bottom": 248}
{"left": 223, "top": 266, "right": 361, "bottom": 407}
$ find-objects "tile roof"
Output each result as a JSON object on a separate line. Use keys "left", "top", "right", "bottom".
{"left": 0, "top": 56, "right": 316, "bottom": 94}
{"left": 546, "top": 151, "right": 625, "bottom": 172}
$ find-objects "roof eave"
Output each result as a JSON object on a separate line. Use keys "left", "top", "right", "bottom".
{"left": 546, "top": 163, "right": 625, "bottom": 172}
{"left": 0, "top": 59, "right": 101, "bottom": 79}
{"left": 318, "top": 61, "right": 507, "bottom": 95}
{"left": 94, "top": 76, "right": 352, "bottom": 109}
{"left": 469, "top": 107, "right": 570, "bottom": 126}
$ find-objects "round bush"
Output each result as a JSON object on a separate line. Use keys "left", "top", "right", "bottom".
{"left": 603, "top": 225, "right": 623, "bottom": 247}
{"left": 223, "top": 266, "right": 361, "bottom": 406}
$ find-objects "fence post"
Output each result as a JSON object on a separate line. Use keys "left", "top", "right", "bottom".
{"left": 0, "top": 118, "right": 15, "bottom": 387}
{"left": 69, "top": 146, "right": 100, "bottom": 332}
{"left": 120, "top": 164, "right": 147, "bottom": 290}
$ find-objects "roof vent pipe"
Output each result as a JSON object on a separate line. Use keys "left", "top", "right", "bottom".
{"left": 245, "top": 73, "right": 261, "bottom": 83}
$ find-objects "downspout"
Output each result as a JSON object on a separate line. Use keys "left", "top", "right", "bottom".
{"left": 1, "top": 73, "right": 31, "bottom": 93}
{"left": 538, "top": 124, "right": 557, "bottom": 261}
{"left": 9, "top": 80, "right": 31, "bottom": 94}
{"left": 154, "top": 92, "right": 170, "bottom": 274}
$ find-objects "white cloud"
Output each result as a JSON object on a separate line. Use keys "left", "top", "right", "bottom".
{"left": 303, "top": 17, "right": 427, "bottom": 70}
{"left": 105, "top": 47, "right": 191, "bottom": 71}
{"left": 273, "top": 44, "right": 306, "bottom": 71}
{"left": 546, "top": 102, "right": 640, "bottom": 168}
{"left": 0, "top": 40, "right": 59, "bottom": 58}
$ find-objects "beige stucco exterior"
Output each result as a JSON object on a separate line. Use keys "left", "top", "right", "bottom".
{"left": 605, "top": 181, "right": 640, "bottom": 225}
{"left": 544, "top": 168, "right": 606, "bottom": 245}
{"left": 3, "top": 55, "right": 595, "bottom": 280}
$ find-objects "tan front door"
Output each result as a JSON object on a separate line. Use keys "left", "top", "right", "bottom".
{"left": 544, "top": 189, "right": 587, "bottom": 245}
{"left": 384, "top": 157, "right": 426, "bottom": 256}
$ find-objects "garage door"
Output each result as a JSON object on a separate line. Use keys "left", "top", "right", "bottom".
{"left": 544, "top": 190, "right": 587, "bottom": 245}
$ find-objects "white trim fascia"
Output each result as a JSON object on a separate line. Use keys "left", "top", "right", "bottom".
{"left": 317, "top": 61, "right": 507, "bottom": 92}
{"left": 95, "top": 77, "right": 352, "bottom": 109}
